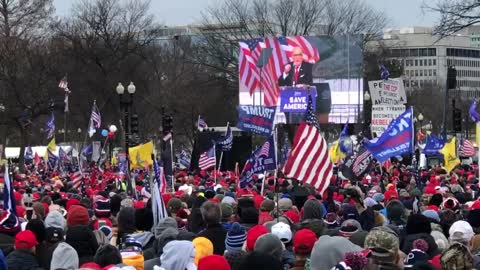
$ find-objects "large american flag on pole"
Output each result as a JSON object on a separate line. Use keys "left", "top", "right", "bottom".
{"left": 283, "top": 95, "right": 333, "bottom": 193}
{"left": 238, "top": 36, "right": 319, "bottom": 106}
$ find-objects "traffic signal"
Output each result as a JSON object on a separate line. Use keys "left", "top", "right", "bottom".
{"left": 447, "top": 66, "right": 457, "bottom": 89}
{"left": 131, "top": 114, "right": 139, "bottom": 134}
{"left": 163, "top": 115, "right": 173, "bottom": 133}
{"left": 453, "top": 109, "right": 462, "bottom": 132}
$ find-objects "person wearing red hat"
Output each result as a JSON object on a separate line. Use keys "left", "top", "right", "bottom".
{"left": 198, "top": 254, "right": 231, "bottom": 270}
{"left": 6, "top": 230, "right": 40, "bottom": 270}
{"left": 291, "top": 229, "right": 317, "bottom": 270}
{"left": 245, "top": 224, "right": 268, "bottom": 252}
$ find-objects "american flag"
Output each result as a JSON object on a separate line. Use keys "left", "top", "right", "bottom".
{"left": 258, "top": 141, "right": 270, "bottom": 158}
{"left": 459, "top": 139, "right": 476, "bottom": 157}
{"left": 88, "top": 101, "right": 101, "bottom": 137}
{"left": 197, "top": 116, "right": 208, "bottom": 131}
{"left": 45, "top": 113, "right": 55, "bottom": 139}
{"left": 280, "top": 36, "right": 320, "bottom": 63}
{"left": 71, "top": 171, "right": 83, "bottom": 190}
{"left": 199, "top": 146, "right": 216, "bottom": 170}
{"left": 152, "top": 160, "right": 168, "bottom": 235}
{"left": 283, "top": 95, "right": 333, "bottom": 193}
{"left": 153, "top": 159, "right": 167, "bottom": 193}
{"left": 58, "top": 76, "right": 68, "bottom": 89}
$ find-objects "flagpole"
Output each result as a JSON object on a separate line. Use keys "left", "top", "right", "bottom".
{"left": 261, "top": 170, "right": 266, "bottom": 195}
{"left": 170, "top": 135, "right": 174, "bottom": 192}
{"left": 214, "top": 144, "right": 217, "bottom": 184}
{"left": 217, "top": 122, "right": 230, "bottom": 173}
{"left": 197, "top": 115, "right": 201, "bottom": 131}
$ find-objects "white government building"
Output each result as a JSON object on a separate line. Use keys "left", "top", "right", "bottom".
{"left": 371, "top": 26, "right": 480, "bottom": 98}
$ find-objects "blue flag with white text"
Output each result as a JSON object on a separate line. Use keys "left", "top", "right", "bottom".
{"left": 364, "top": 108, "right": 413, "bottom": 162}
{"left": 423, "top": 134, "right": 445, "bottom": 156}
{"left": 240, "top": 135, "right": 276, "bottom": 187}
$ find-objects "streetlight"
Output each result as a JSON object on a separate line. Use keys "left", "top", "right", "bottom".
{"left": 363, "top": 92, "right": 372, "bottom": 138}
{"left": 418, "top": 113, "right": 424, "bottom": 133}
{"left": 116, "top": 81, "right": 136, "bottom": 196}
{"left": 0, "top": 103, "right": 5, "bottom": 148}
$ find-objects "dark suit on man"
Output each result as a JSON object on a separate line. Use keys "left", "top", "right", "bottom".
{"left": 278, "top": 61, "right": 313, "bottom": 87}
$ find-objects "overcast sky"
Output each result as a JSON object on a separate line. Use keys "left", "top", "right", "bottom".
{"left": 53, "top": 0, "right": 439, "bottom": 28}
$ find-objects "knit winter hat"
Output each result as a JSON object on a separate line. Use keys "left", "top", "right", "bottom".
{"left": 225, "top": 222, "right": 247, "bottom": 252}
{"left": 45, "top": 210, "right": 66, "bottom": 230}
{"left": 254, "top": 233, "right": 284, "bottom": 259}
{"left": 67, "top": 205, "right": 90, "bottom": 227}
{"left": 94, "top": 196, "right": 111, "bottom": 218}
{"left": 198, "top": 255, "right": 231, "bottom": 270}
{"left": 193, "top": 237, "right": 214, "bottom": 266}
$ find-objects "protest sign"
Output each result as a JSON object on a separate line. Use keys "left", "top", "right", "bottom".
{"left": 280, "top": 87, "right": 316, "bottom": 112}
{"left": 368, "top": 78, "right": 407, "bottom": 105}
{"left": 371, "top": 105, "right": 406, "bottom": 136}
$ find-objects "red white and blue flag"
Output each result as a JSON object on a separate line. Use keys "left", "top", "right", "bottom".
{"left": 199, "top": 146, "right": 216, "bottom": 170}
{"left": 283, "top": 95, "right": 332, "bottom": 193}
{"left": 459, "top": 139, "right": 476, "bottom": 157}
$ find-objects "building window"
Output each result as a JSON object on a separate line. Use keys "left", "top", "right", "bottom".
{"left": 423, "top": 59, "right": 427, "bottom": 66}
{"left": 428, "top": 59, "right": 432, "bottom": 66}
{"left": 415, "top": 60, "right": 418, "bottom": 66}
{"left": 415, "top": 70, "right": 418, "bottom": 76}
{"left": 429, "top": 70, "right": 432, "bottom": 76}
{"left": 433, "top": 69, "right": 437, "bottom": 76}
{"left": 420, "top": 70, "right": 423, "bottom": 76}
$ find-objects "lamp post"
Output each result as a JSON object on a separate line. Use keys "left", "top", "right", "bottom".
{"left": 418, "top": 113, "right": 424, "bottom": 133}
{"left": 0, "top": 103, "right": 5, "bottom": 150}
{"left": 116, "top": 82, "right": 136, "bottom": 196}
{"left": 363, "top": 91, "right": 371, "bottom": 138}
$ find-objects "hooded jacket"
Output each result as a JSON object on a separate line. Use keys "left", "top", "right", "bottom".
{"left": 50, "top": 242, "right": 79, "bottom": 270}
{"left": 157, "top": 240, "right": 196, "bottom": 270}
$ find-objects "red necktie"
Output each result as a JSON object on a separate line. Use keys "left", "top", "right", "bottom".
{"left": 294, "top": 66, "right": 300, "bottom": 84}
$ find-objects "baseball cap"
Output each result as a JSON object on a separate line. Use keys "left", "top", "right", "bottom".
{"left": 15, "top": 229, "right": 38, "bottom": 249}
{"left": 449, "top": 220, "right": 474, "bottom": 243}
{"left": 364, "top": 226, "right": 399, "bottom": 258}
{"left": 271, "top": 222, "right": 292, "bottom": 243}
{"left": 293, "top": 229, "right": 317, "bottom": 254}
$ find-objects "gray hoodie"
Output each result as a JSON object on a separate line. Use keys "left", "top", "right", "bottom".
{"left": 157, "top": 240, "right": 196, "bottom": 270}
{"left": 50, "top": 242, "right": 79, "bottom": 270}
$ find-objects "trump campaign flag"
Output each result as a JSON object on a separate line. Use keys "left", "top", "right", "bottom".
{"left": 364, "top": 108, "right": 414, "bottom": 162}
{"left": 237, "top": 105, "right": 276, "bottom": 136}
{"left": 422, "top": 134, "right": 444, "bottom": 156}
{"left": 240, "top": 135, "right": 276, "bottom": 187}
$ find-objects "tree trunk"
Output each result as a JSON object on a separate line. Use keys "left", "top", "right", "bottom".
{"left": 18, "top": 125, "right": 28, "bottom": 173}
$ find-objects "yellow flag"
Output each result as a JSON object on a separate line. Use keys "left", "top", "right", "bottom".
{"left": 329, "top": 140, "right": 345, "bottom": 163}
{"left": 476, "top": 123, "right": 480, "bottom": 146}
{"left": 47, "top": 138, "right": 56, "bottom": 151}
{"left": 44, "top": 138, "right": 56, "bottom": 159}
{"left": 128, "top": 141, "right": 154, "bottom": 169}
{"left": 439, "top": 137, "right": 460, "bottom": 173}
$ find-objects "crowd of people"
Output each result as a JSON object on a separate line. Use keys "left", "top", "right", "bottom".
{"left": 0, "top": 160, "right": 480, "bottom": 270}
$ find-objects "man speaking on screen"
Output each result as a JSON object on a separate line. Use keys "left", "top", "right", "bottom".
{"left": 278, "top": 47, "right": 313, "bottom": 87}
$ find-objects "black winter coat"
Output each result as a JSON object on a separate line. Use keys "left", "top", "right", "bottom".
{"left": 7, "top": 250, "right": 43, "bottom": 270}
{"left": 197, "top": 223, "right": 227, "bottom": 255}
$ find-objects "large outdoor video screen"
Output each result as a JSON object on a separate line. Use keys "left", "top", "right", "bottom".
{"left": 238, "top": 35, "right": 363, "bottom": 123}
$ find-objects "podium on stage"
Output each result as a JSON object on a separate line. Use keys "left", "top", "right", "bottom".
{"left": 280, "top": 86, "right": 317, "bottom": 124}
